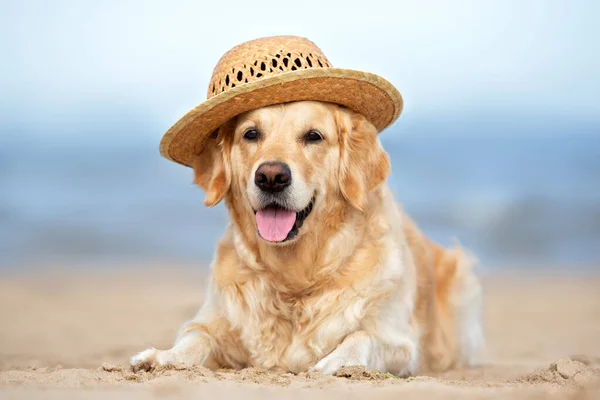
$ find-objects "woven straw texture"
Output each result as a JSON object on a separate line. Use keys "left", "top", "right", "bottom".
{"left": 160, "top": 36, "right": 403, "bottom": 167}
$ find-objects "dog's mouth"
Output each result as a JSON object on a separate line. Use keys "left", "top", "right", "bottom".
{"left": 253, "top": 195, "right": 315, "bottom": 243}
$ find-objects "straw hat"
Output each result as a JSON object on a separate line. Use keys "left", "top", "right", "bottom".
{"left": 160, "top": 35, "right": 403, "bottom": 167}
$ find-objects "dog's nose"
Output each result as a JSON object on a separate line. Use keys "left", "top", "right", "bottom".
{"left": 254, "top": 162, "right": 292, "bottom": 193}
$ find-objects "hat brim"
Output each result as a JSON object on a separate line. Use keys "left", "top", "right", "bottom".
{"left": 160, "top": 68, "right": 403, "bottom": 167}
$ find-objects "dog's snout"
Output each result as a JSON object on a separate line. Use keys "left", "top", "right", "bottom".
{"left": 254, "top": 162, "right": 292, "bottom": 193}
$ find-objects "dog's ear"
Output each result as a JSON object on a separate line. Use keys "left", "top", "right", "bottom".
{"left": 192, "top": 122, "right": 233, "bottom": 207}
{"left": 336, "top": 109, "right": 391, "bottom": 211}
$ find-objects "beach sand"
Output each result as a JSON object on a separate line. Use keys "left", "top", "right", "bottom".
{"left": 1, "top": 266, "right": 599, "bottom": 399}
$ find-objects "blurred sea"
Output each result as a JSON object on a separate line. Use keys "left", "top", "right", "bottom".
{"left": 1, "top": 121, "right": 599, "bottom": 270}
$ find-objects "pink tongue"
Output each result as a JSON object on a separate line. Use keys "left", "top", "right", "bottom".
{"left": 256, "top": 208, "right": 296, "bottom": 242}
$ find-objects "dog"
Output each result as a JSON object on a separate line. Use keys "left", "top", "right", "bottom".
{"left": 130, "top": 100, "right": 484, "bottom": 376}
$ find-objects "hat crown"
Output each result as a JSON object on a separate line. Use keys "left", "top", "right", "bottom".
{"left": 207, "top": 36, "right": 332, "bottom": 98}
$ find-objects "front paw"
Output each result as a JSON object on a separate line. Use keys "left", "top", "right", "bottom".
{"left": 130, "top": 336, "right": 211, "bottom": 372}
{"left": 311, "top": 353, "right": 365, "bottom": 375}
{"left": 129, "top": 348, "right": 193, "bottom": 372}
{"left": 130, "top": 348, "right": 162, "bottom": 372}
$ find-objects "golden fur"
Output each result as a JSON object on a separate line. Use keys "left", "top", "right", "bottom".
{"left": 131, "top": 101, "right": 483, "bottom": 376}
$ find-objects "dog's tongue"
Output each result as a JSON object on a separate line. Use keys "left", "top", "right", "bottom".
{"left": 256, "top": 208, "right": 296, "bottom": 242}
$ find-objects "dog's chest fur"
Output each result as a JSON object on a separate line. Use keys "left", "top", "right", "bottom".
{"left": 219, "top": 272, "right": 375, "bottom": 373}
{"left": 212, "top": 194, "right": 402, "bottom": 372}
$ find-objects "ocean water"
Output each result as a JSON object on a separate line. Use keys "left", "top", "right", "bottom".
{"left": 1, "top": 128, "right": 599, "bottom": 270}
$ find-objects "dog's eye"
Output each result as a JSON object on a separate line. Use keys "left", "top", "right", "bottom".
{"left": 304, "top": 130, "right": 323, "bottom": 142}
{"left": 243, "top": 129, "right": 260, "bottom": 141}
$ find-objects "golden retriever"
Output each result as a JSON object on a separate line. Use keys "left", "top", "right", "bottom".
{"left": 130, "top": 100, "right": 484, "bottom": 376}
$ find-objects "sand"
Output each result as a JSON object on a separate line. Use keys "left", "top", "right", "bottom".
{"left": 1, "top": 266, "right": 599, "bottom": 399}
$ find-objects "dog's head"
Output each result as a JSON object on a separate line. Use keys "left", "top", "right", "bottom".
{"left": 192, "top": 101, "right": 390, "bottom": 245}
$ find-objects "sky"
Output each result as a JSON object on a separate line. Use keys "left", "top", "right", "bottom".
{"left": 1, "top": 0, "right": 599, "bottom": 143}
{"left": 0, "top": 0, "right": 599, "bottom": 267}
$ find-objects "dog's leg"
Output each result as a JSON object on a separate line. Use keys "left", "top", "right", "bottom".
{"left": 312, "top": 253, "right": 419, "bottom": 377}
{"left": 311, "top": 331, "right": 378, "bottom": 374}
{"left": 129, "top": 329, "right": 214, "bottom": 372}
{"left": 311, "top": 330, "right": 417, "bottom": 376}
{"left": 130, "top": 279, "right": 229, "bottom": 372}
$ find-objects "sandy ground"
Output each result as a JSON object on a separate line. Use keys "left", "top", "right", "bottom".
{"left": 0, "top": 266, "right": 599, "bottom": 399}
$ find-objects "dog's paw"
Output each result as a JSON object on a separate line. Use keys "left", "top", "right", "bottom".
{"left": 311, "top": 352, "right": 365, "bottom": 375}
{"left": 130, "top": 348, "right": 162, "bottom": 372}
{"left": 130, "top": 336, "right": 211, "bottom": 372}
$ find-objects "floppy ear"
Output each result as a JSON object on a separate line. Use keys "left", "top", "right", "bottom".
{"left": 192, "top": 123, "right": 233, "bottom": 207}
{"left": 337, "top": 109, "right": 391, "bottom": 211}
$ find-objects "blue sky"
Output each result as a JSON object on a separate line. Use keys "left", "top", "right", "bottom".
{"left": 1, "top": 0, "right": 599, "bottom": 141}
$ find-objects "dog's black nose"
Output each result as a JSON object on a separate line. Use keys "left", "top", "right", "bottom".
{"left": 254, "top": 162, "right": 292, "bottom": 193}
